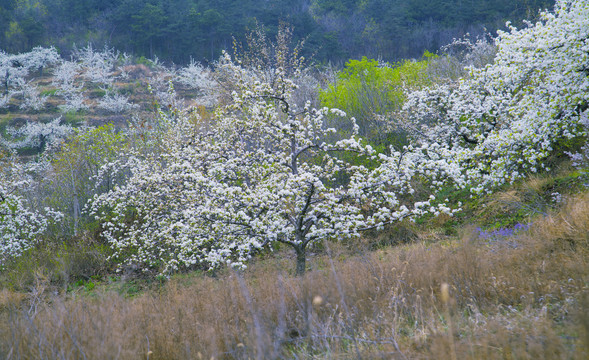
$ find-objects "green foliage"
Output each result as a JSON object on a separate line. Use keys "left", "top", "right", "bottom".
{"left": 0, "top": 240, "right": 110, "bottom": 291}
{"left": 319, "top": 55, "right": 432, "bottom": 137}
{"left": 63, "top": 110, "right": 86, "bottom": 125}
{"left": 39, "top": 88, "right": 59, "bottom": 96}
{"left": 46, "top": 124, "right": 129, "bottom": 235}
{"left": 135, "top": 56, "right": 153, "bottom": 67}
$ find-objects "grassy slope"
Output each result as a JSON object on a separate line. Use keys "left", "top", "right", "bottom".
{"left": 0, "top": 165, "right": 588, "bottom": 359}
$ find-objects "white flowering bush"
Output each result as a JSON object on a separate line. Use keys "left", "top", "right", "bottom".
{"left": 74, "top": 45, "right": 119, "bottom": 89}
{"left": 1, "top": 46, "right": 59, "bottom": 90}
{"left": 17, "top": 81, "right": 48, "bottom": 111}
{"left": 397, "top": 0, "right": 589, "bottom": 194}
{"left": 1, "top": 51, "right": 28, "bottom": 93}
{"left": 0, "top": 186, "right": 48, "bottom": 267}
{"left": 3, "top": 117, "right": 73, "bottom": 151}
{"left": 0, "top": 47, "right": 59, "bottom": 111}
{"left": 0, "top": 151, "right": 62, "bottom": 267}
{"left": 176, "top": 58, "right": 218, "bottom": 106}
{"left": 426, "top": 35, "right": 497, "bottom": 81}
{"left": 97, "top": 92, "right": 139, "bottom": 114}
{"left": 21, "top": 46, "right": 60, "bottom": 76}
{"left": 0, "top": 93, "right": 11, "bottom": 108}
{"left": 58, "top": 92, "right": 88, "bottom": 113}
{"left": 52, "top": 60, "right": 89, "bottom": 112}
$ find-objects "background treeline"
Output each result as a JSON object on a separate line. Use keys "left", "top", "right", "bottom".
{"left": 0, "top": 0, "right": 554, "bottom": 64}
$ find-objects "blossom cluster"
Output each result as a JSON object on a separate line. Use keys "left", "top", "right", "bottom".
{"left": 3, "top": 117, "right": 73, "bottom": 151}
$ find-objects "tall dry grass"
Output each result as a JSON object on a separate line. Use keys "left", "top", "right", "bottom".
{"left": 1, "top": 193, "right": 588, "bottom": 359}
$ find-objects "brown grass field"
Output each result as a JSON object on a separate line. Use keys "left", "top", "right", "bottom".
{"left": 0, "top": 189, "right": 588, "bottom": 359}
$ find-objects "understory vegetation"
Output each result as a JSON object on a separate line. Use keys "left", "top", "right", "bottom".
{"left": 1, "top": 0, "right": 588, "bottom": 358}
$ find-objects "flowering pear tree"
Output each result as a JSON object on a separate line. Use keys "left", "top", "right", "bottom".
{"left": 21, "top": 46, "right": 60, "bottom": 76}
{"left": 1, "top": 47, "right": 59, "bottom": 91}
{"left": 90, "top": 54, "right": 457, "bottom": 275}
{"left": 397, "top": 0, "right": 589, "bottom": 194}
{"left": 52, "top": 60, "right": 89, "bottom": 113}
{"left": 97, "top": 92, "right": 139, "bottom": 114}
{"left": 74, "top": 45, "right": 119, "bottom": 89}
{"left": 17, "top": 80, "right": 48, "bottom": 111}
{"left": 0, "top": 183, "right": 49, "bottom": 267}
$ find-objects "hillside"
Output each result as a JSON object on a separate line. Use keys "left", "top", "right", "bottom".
{"left": 1, "top": 161, "right": 588, "bottom": 359}
{"left": 1, "top": 0, "right": 554, "bottom": 63}
{"left": 0, "top": 0, "right": 588, "bottom": 358}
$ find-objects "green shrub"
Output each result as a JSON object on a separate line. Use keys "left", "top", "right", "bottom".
{"left": 0, "top": 239, "right": 111, "bottom": 291}
{"left": 46, "top": 124, "right": 129, "bottom": 236}
{"left": 319, "top": 54, "right": 433, "bottom": 138}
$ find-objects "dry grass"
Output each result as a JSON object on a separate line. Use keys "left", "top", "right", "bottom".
{"left": 1, "top": 193, "right": 588, "bottom": 359}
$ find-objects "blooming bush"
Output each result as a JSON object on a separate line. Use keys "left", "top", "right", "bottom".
{"left": 52, "top": 60, "right": 88, "bottom": 113}
{"left": 17, "top": 81, "right": 48, "bottom": 111}
{"left": 0, "top": 151, "right": 62, "bottom": 267}
{"left": 74, "top": 45, "right": 119, "bottom": 89}
{"left": 0, "top": 187, "right": 48, "bottom": 267}
{"left": 1, "top": 46, "right": 59, "bottom": 110}
{"left": 97, "top": 92, "right": 139, "bottom": 114}
{"left": 176, "top": 58, "right": 218, "bottom": 106}
{"left": 397, "top": 0, "right": 589, "bottom": 193}
{"left": 3, "top": 117, "right": 73, "bottom": 151}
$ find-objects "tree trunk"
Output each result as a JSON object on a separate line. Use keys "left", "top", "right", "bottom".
{"left": 295, "top": 247, "right": 306, "bottom": 276}
{"left": 4, "top": 69, "right": 9, "bottom": 93}
{"left": 38, "top": 134, "right": 46, "bottom": 152}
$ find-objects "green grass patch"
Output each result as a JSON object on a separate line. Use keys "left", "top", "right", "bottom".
{"left": 63, "top": 110, "right": 86, "bottom": 125}
{"left": 39, "top": 88, "right": 59, "bottom": 96}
